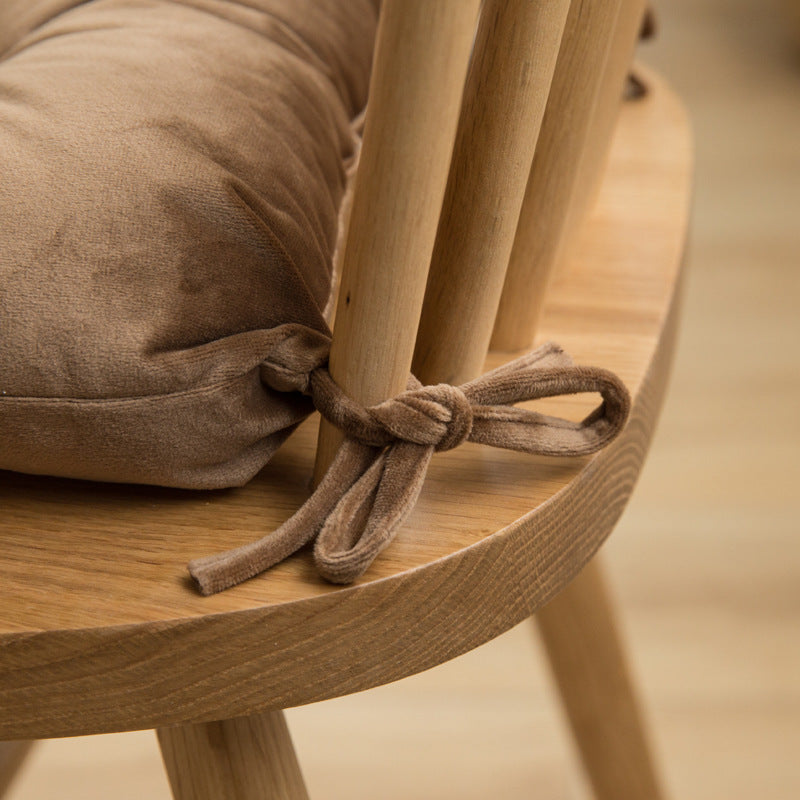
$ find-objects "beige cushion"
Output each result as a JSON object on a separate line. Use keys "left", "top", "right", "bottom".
{"left": 0, "top": 0, "right": 377, "bottom": 488}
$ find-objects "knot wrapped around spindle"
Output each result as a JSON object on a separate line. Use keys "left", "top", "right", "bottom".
{"left": 189, "top": 329, "right": 631, "bottom": 594}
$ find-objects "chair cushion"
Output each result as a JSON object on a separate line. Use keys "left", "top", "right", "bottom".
{"left": 0, "top": 0, "right": 376, "bottom": 488}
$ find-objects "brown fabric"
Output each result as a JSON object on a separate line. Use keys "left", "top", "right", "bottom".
{"left": 0, "top": 0, "right": 377, "bottom": 488}
{"left": 189, "top": 335, "right": 631, "bottom": 593}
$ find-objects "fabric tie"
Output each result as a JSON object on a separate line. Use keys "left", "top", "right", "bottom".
{"left": 189, "top": 325, "right": 631, "bottom": 595}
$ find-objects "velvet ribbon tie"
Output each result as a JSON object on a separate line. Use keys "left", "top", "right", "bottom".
{"left": 189, "top": 326, "right": 630, "bottom": 595}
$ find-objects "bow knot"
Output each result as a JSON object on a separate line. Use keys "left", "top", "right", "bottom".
{"left": 369, "top": 382, "right": 473, "bottom": 452}
{"left": 189, "top": 335, "right": 631, "bottom": 595}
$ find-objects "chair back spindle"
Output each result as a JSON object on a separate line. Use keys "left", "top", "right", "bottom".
{"left": 412, "top": 0, "right": 571, "bottom": 386}
{"left": 314, "top": 0, "right": 481, "bottom": 480}
{"left": 568, "top": 0, "right": 648, "bottom": 231}
{"left": 490, "top": 0, "right": 628, "bottom": 351}
{"left": 317, "top": 0, "right": 647, "bottom": 468}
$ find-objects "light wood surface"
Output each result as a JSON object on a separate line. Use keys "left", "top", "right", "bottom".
{"left": 313, "top": 0, "right": 480, "bottom": 477}
{"left": 7, "top": 2, "right": 798, "bottom": 796}
{"left": 157, "top": 712, "right": 308, "bottom": 800}
{"left": 490, "top": 0, "right": 625, "bottom": 351}
{"left": 535, "top": 12, "right": 660, "bottom": 783}
{"left": 412, "top": 0, "right": 570, "bottom": 385}
{"left": 568, "top": 0, "right": 647, "bottom": 229}
{"left": 408, "top": 8, "right": 667, "bottom": 791}
{"left": 536, "top": 558, "right": 665, "bottom": 799}
{"left": 0, "top": 69, "right": 690, "bottom": 741}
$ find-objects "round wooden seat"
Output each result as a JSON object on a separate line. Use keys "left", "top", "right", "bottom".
{"left": 0, "top": 71, "right": 691, "bottom": 743}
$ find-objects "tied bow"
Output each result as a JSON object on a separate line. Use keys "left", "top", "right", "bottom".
{"left": 189, "top": 330, "right": 630, "bottom": 595}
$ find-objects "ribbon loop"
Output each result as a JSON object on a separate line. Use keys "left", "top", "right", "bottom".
{"left": 314, "top": 441, "right": 433, "bottom": 584}
{"left": 189, "top": 339, "right": 631, "bottom": 595}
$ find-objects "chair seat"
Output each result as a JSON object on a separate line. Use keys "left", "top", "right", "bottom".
{"left": 0, "top": 68, "right": 691, "bottom": 741}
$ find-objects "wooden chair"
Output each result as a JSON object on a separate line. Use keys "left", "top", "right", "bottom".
{"left": 0, "top": 1, "right": 691, "bottom": 797}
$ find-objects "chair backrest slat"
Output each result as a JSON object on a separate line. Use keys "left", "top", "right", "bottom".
{"left": 314, "top": 0, "right": 480, "bottom": 479}
{"left": 569, "top": 0, "right": 647, "bottom": 231}
{"left": 316, "top": 0, "right": 646, "bottom": 477}
{"left": 412, "top": 0, "right": 571, "bottom": 387}
{"left": 490, "top": 0, "right": 629, "bottom": 351}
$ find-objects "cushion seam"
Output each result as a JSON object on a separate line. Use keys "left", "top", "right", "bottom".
{"left": 0, "top": 369, "right": 276, "bottom": 407}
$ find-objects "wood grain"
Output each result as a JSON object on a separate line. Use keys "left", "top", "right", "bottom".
{"left": 313, "top": 0, "right": 480, "bottom": 477}
{"left": 0, "top": 70, "right": 691, "bottom": 741}
{"left": 568, "top": 0, "right": 647, "bottom": 229}
{"left": 536, "top": 558, "right": 665, "bottom": 799}
{"left": 490, "top": 0, "right": 625, "bottom": 351}
{"left": 533, "top": 14, "right": 661, "bottom": 785}
{"left": 7, "top": 2, "right": 798, "bottom": 796}
{"left": 157, "top": 712, "right": 308, "bottom": 800}
{"left": 412, "top": 0, "right": 570, "bottom": 386}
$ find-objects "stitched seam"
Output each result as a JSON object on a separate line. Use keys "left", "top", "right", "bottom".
{"left": 0, "top": 369, "right": 268, "bottom": 408}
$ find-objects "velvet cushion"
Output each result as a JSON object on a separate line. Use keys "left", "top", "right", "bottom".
{"left": 0, "top": 0, "right": 377, "bottom": 488}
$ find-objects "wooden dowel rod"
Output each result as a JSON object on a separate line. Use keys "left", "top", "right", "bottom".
{"left": 536, "top": 557, "right": 666, "bottom": 800}
{"left": 314, "top": 0, "right": 480, "bottom": 480}
{"left": 490, "top": 0, "right": 625, "bottom": 352}
{"left": 158, "top": 711, "right": 309, "bottom": 800}
{"left": 412, "top": 0, "right": 571, "bottom": 387}
{"left": 568, "top": 0, "right": 647, "bottom": 229}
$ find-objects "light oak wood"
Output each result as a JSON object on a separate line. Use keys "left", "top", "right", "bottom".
{"left": 157, "top": 711, "right": 308, "bottom": 800}
{"left": 8, "top": 3, "right": 798, "bottom": 797}
{"left": 0, "top": 743, "right": 33, "bottom": 798}
{"left": 528, "top": 15, "right": 666, "bottom": 797}
{"left": 537, "top": 558, "right": 665, "bottom": 799}
{"left": 412, "top": 0, "right": 570, "bottom": 386}
{"left": 0, "top": 71, "right": 690, "bottom": 741}
{"left": 345, "top": 10, "right": 662, "bottom": 799}
{"left": 313, "top": 0, "right": 480, "bottom": 477}
{"left": 569, "top": 0, "right": 647, "bottom": 229}
{"left": 490, "top": 0, "right": 625, "bottom": 351}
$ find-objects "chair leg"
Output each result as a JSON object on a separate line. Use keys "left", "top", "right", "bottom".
{"left": 535, "top": 557, "right": 665, "bottom": 800}
{"left": 0, "top": 741, "right": 34, "bottom": 798}
{"left": 157, "top": 710, "right": 309, "bottom": 800}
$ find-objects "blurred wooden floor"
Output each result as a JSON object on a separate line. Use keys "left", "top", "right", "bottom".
{"left": 7, "top": 0, "right": 799, "bottom": 798}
